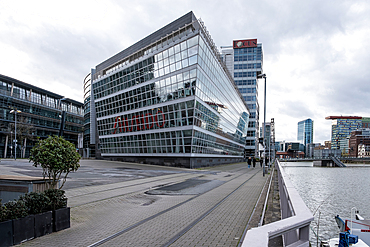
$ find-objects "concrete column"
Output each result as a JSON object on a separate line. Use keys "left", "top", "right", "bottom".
{"left": 22, "top": 138, "right": 27, "bottom": 158}
{"left": 10, "top": 83, "right": 14, "bottom": 96}
{"left": 4, "top": 135, "right": 8, "bottom": 158}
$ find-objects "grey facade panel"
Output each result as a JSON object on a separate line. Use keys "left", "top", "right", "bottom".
{"left": 96, "top": 11, "right": 197, "bottom": 72}
{"left": 0, "top": 74, "right": 83, "bottom": 107}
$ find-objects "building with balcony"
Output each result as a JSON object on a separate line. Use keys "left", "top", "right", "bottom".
{"left": 326, "top": 116, "right": 362, "bottom": 150}
{"left": 0, "top": 74, "right": 83, "bottom": 158}
{"left": 220, "top": 39, "right": 263, "bottom": 158}
{"left": 358, "top": 143, "right": 370, "bottom": 158}
{"left": 84, "top": 12, "right": 250, "bottom": 168}
{"left": 348, "top": 128, "right": 370, "bottom": 157}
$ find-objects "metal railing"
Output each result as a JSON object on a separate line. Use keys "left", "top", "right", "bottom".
{"left": 242, "top": 160, "right": 314, "bottom": 246}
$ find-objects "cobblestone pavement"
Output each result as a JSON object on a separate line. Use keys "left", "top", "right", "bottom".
{"left": 1, "top": 159, "right": 271, "bottom": 247}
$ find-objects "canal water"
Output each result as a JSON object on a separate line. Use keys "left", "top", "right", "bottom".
{"left": 281, "top": 162, "right": 370, "bottom": 245}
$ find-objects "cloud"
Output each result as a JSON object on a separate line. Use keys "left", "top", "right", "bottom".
{"left": 1, "top": 0, "right": 370, "bottom": 144}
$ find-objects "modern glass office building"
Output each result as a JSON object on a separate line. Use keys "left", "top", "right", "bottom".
{"left": 0, "top": 74, "right": 84, "bottom": 158}
{"left": 220, "top": 39, "right": 263, "bottom": 158}
{"left": 326, "top": 116, "right": 362, "bottom": 150}
{"left": 297, "top": 118, "right": 313, "bottom": 154}
{"left": 85, "top": 12, "right": 250, "bottom": 168}
{"left": 82, "top": 73, "right": 95, "bottom": 158}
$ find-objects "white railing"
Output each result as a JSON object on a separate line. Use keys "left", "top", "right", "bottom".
{"left": 242, "top": 160, "right": 314, "bottom": 246}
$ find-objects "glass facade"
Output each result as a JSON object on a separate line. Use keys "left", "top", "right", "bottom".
{"left": 220, "top": 42, "right": 263, "bottom": 158}
{"left": 297, "top": 118, "right": 313, "bottom": 154}
{"left": 329, "top": 117, "right": 362, "bottom": 150}
{"left": 83, "top": 73, "right": 94, "bottom": 158}
{"left": 0, "top": 74, "right": 83, "bottom": 158}
{"left": 87, "top": 12, "right": 250, "bottom": 167}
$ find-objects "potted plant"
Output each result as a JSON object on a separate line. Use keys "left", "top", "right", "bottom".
{"left": 0, "top": 199, "right": 13, "bottom": 247}
{"left": 43, "top": 189, "right": 69, "bottom": 232}
{"left": 29, "top": 136, "right": 80, "bottom": 232}
{"left": 20, "top": 192, "right": 52, "bottom": 238}
{"left": 3, "top": 199, "right": 34, "bottom": 245}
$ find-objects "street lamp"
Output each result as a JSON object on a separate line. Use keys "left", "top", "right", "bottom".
{"left": 257, "top": 73, "right": 266, "bottom": 177}
{"left": 10, "top": 109, "right": 21, "bottom": 160}
{"left": 10, "top": 131, "right": 13, "bottom": 158}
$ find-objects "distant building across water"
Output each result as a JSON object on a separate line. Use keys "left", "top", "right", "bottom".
{"left": 297, "top": 118, "right": 313, "bottom": 156}
{"left": 326, "top": 116, "right": 370, "bottom": 156}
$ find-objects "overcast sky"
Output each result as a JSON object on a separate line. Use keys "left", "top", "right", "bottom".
{"left": 1, "top": 0, "right": 369, "bottom": 144}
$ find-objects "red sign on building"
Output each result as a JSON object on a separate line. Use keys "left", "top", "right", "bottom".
{"left": 233, "top": 39, "right": 257, "bottom": 49}
{"left": 112, "top": 110, "right": 166, "bottom": 134}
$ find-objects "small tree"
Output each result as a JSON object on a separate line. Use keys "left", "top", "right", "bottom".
{"left": 29, "top": 136, "right": 81, "bottom": 189}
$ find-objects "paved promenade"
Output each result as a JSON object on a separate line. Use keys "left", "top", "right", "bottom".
{"left": 1, "top": 159, "right": 270, "bottom": 247}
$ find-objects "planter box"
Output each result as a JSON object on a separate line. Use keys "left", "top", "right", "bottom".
{"left": 53, "top": 207, "right": 70, "bottom": 232}
{"left": 13, "top": 215, "right": 34, "bottom": 245}
{"left": 0, "top": 220, "right": 13, "bottom": 247}
{"left": 34, "top": 211, "right": 53, "bottom": 238}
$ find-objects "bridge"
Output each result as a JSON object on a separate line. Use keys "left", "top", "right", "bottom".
{"left": 279, "top": 157, "right": 370, "bottom": 167}
{"left": 279, "top": 157, "right": 370, "bottom": 162}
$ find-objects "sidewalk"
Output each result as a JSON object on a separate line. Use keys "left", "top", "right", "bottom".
{"left": 1, "top": 160, "right": 272, "bottom": 247}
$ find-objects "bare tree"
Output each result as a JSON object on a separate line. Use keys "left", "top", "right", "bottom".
{"left": 7, "top": 116, "right": 37, "bottom": 158}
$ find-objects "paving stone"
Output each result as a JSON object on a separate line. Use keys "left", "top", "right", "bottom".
{"left": 5, "top": 160, "right": 274, "bottom": 247}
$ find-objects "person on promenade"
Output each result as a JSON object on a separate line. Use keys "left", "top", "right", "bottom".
{"left": 247, "top": 157, "right": 252, "bottom": 168}
{"left": 252, "top": 157, "right": 256, "bottom": 168}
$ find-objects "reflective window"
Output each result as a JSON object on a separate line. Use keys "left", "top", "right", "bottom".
{"left": 96, "top": 34, "right": 250, "bottom": 158}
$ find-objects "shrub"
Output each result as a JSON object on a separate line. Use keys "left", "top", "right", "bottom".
{"left": 19, "top": 192, "right": 51, "bottom": 215}
{"left": 0, "top": 199, "right": 5, "bottom": 222}
{"left": 43, "top": 189, "right": 67, "bottom": 211}
{"left": 2, "top": 200, "right": 28, "bottom": 220}
{"left": 29, "top": 136, "right": 81, "bottom": 189}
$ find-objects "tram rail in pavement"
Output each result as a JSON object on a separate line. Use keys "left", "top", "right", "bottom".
{"left": 1, "top": 159, "right": 270, "bottom": 246}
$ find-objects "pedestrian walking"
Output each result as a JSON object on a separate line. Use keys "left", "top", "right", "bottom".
{"left": 247, "top": 157, "right": 252, "bottom": 168}
{"left": 252, "top": 157, "right": 256, "bottom": 168}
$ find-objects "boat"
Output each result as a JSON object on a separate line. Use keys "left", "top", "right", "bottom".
{"left": 321, "top": 213, "right": 370, "bottom": 247}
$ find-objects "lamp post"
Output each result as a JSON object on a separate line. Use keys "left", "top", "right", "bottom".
{"left": 257, "top": 73, "right": 266, "bottom": 176}
{"left": 10, "top": 131, "right": 13, "bottom": 158}
{"left": 269, "top": 136, "right": 271, "bottom": 168}
{"left": 10, "top": 109, "right": 21, "bottom": 160}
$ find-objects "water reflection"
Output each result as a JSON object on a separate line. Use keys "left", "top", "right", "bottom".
{"left": 283, "top": 163, "right": 370, "bottom": 244}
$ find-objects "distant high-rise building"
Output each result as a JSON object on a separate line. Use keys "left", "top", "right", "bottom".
{"left": 325, "top": 116, "right": 362, "bottom": 150}
{"left": 220, "top": 39, "right": 263, "bottom": 157}
{"left": 259, "top": 122, "right": 271, "bottom": 158}
{"left": 297, "top": 118, "right": 313, "bottom": 154}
